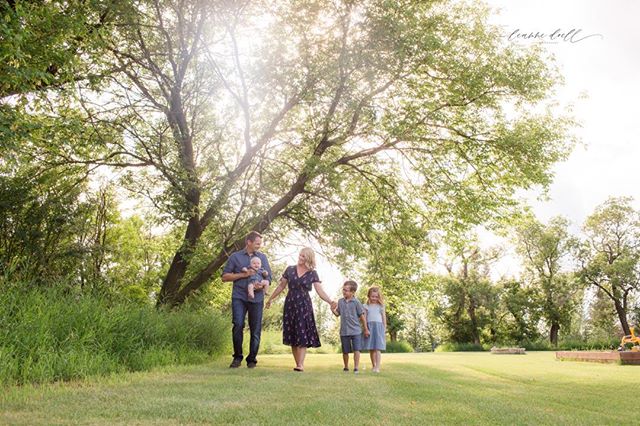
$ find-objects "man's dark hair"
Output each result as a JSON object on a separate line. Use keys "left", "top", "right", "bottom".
{"left": 246, "top": 231, "right": 262, "bottom": 242}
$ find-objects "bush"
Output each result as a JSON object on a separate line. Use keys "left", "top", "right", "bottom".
{"left": 557, "top": 338, "right": 619, "bottom": 351}
{"left": 436, "top": 342, "right": 486, "bottom": 352}
{"left": 0, "top": 283, "right": 229, "bottom": 385}
{"left": 518, "top": 338, "right": 619, "bottom": 351}
{"left": 519, "top": 339, "right": 552, "bottom": 351}
{"left": 385, "top": 340, "right": 413, "bottom": 353}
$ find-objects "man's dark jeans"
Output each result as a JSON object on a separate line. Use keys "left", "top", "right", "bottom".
{"left": 231, "top": 297, "right": 263, "bottom": 365}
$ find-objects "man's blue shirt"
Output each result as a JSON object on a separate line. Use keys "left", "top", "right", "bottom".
{"left": 223, "top": 249, "right": 272, "bottom": 303}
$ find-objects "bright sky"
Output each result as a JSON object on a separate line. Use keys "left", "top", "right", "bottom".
{"left": 482, "top": 0, "right": 640, "bottom": 278}
{"left": 488, "top": 0, "right": 640, "bottom": 224}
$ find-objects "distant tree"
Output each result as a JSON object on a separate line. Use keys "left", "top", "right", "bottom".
{"left": 515, "top": 216, "right": 580, "bottom": 346}
{"left": 400, "top": 299, "right": 443, "bottom": 352}
{"left": 586, "top": 288, "right": 618, "bottom": 338}
{"left": 579, "top": 197, "right": 640, "bottom": 336}
{"left": 497, "top": 279, "right": 541, "bottom": 344}
{"left": 433, "top": 238, "right": 501, "bottom": 345}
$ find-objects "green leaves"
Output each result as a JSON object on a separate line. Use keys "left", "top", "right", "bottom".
{"left": 2, "top": 0, "right": 575, "bottom": 307}
{"left": 578, "top": 197, "right": 640, "bottom": 334}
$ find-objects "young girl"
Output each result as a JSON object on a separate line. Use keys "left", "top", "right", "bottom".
{"left": 363, "top": 286, "right": 387, "bottom": 373}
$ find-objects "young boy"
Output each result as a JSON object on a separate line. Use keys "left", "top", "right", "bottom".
{"left": 331, "top": 280, "right": 370, "bottom": 374}
{"left": 243, "top": 256, "right": 269, "bottom": 300}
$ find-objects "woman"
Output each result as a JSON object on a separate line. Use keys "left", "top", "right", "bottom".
{"left": 266, "top": 247, "right": 336, "bottom": 371}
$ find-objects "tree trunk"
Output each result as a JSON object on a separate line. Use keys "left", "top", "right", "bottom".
{"left": 549, "top": 322, "right": 559, "bottom": 347}
{"left": 156, "top": 216, "right": 202, "bottom": 307}
{"left": 467, "top": 298, "right": 481, "bottom": 345}
{"left": 614, "top": 300, "right": 631, "bottom": 336}
{"left": 157, "top": 167, "right": 313, "bottom": 307}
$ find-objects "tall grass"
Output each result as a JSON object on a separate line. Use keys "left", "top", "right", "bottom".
{"left": 0, "top": 284, "right": 229, "bottom": 385}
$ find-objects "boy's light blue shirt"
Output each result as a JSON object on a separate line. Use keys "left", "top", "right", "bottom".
{"left": 336, "top": 297, "right": 365, "bottom": 336}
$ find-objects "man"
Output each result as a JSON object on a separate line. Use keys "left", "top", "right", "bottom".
{"left": 222, "top": 231, "right": 272, "bottom": 368}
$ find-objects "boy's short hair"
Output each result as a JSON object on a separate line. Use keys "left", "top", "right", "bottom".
{"left": 250, "top": 256, "right": 261, "bottom": 264}
{"left": 343, "top": 280, "right": 358, "bottom": 292}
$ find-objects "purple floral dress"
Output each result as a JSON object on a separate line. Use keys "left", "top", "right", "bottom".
{"left": 282, "top": 265, "right": 322, "bottom": 348}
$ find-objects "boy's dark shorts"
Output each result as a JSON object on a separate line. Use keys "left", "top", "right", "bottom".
{"left": 340, "top": 334, "right": 363, "bottom": 353}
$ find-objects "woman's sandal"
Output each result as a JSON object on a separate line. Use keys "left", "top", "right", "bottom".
{"left": 293, "top": 367, "right": 303, "bottom": 372}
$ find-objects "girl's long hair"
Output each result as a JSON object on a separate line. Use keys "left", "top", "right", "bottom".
{"left": 367, "top": 286, "right": 384, "bottom": 305}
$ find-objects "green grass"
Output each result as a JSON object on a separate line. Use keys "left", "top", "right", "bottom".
{"left": 1, "top": 352, "right": 636, "bottom": 425}
{"left": 0, "top": 286, "right": 228, "bottom": 384}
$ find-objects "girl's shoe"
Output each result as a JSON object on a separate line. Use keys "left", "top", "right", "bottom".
{"left": 343, "top": 367, "right": 349, "bottom": 372}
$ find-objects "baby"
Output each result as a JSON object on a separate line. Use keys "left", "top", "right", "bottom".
{"left": 243, "top": 256, "right": 269, "bottom": 300}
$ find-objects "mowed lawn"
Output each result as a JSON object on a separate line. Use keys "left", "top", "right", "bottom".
{"left": 1, "top": 352, "right": 635, "bottom": 425}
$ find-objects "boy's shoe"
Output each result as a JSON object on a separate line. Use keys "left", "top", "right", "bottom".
{"left": 343, "top": 367, "right": 349, "bottom": 372}
{"left": 229, "top": 359, "right": 242, "bottom": 368}
{"left": 353, "top": 368, "right": 359, "bottom": 374}
{"left": 247, "top": 362, "right": 257, "bottom": 369}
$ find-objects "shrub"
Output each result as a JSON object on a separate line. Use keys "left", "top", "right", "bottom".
{"left": 436, "top": 342, "right": 486, "bottom": 352}
{"left": 520, "top": 339, "right": 552, "bottom": 351}
{"left": 385, "top": 340, "right": 414, "bottom": 353}
{"left": 518, "top": 338, "right": 619, "bottom": 351}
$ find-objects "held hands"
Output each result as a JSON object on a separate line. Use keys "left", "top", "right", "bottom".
{"left": 364, "top": 328, "right": 370, "bottom": 338}
{"left": 265, "top": 300, "right": 272, "bottom": 309}
{"left": 329, "top": 300, "right": 338, "bottom": 316}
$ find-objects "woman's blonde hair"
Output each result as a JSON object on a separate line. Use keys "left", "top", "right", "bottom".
{"left": 367, "top": 286, "right": 384, "bottom": 304}
{"left": 300, "top": 247, "right": 316, "bottom": 270}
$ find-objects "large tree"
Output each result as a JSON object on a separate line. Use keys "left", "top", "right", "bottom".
{"left": 25, "top": 0, "right": 572, "bottom": 306}
{"left": 579, "top": 197, "right": 640, "bottom": 336}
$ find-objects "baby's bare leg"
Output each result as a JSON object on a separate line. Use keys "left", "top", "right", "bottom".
{"left": 248, "top": 283, "right": 255, "bottom": 299}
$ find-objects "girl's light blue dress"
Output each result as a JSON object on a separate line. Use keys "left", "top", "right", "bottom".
{"left": 363, "top": 304, "right": 386, "bottom": 350}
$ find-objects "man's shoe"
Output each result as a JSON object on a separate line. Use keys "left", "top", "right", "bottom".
{"left": 247, "top": 362, "right": 257, "bottom": 369}
{"left": 229, "top": 359, "right": 242, "bottom": 368}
